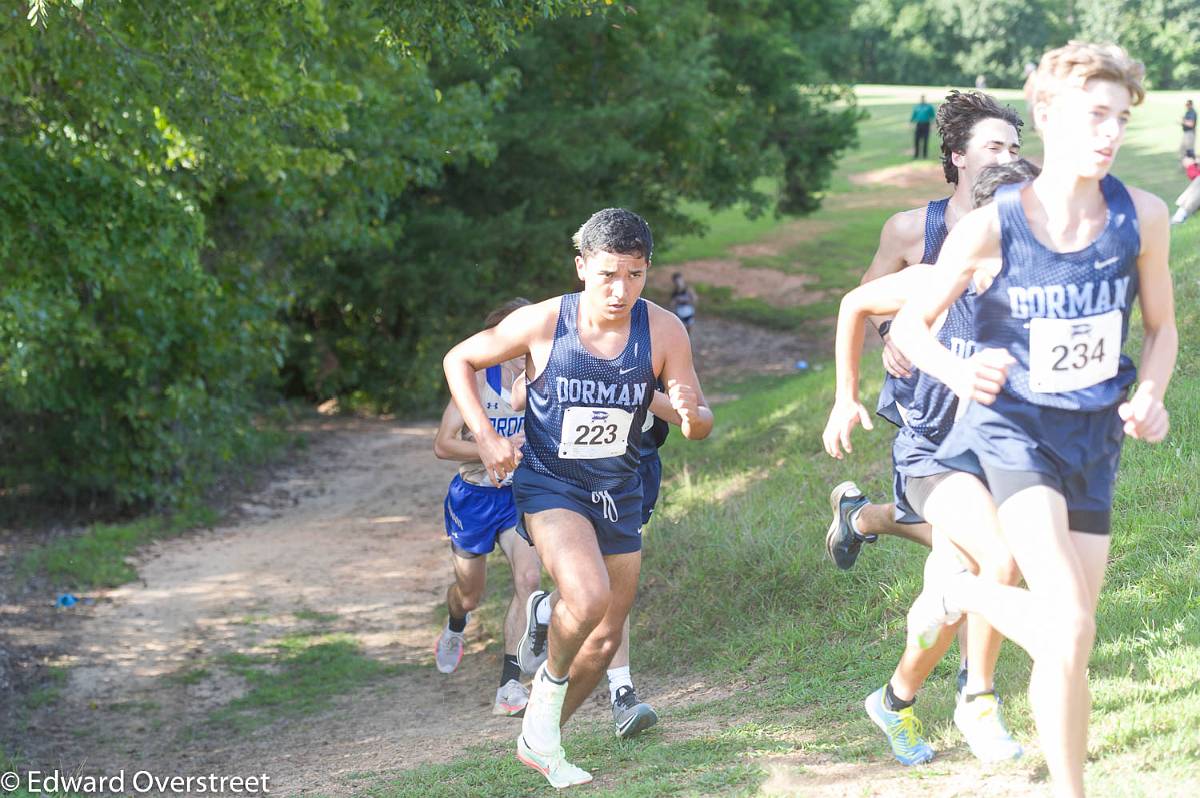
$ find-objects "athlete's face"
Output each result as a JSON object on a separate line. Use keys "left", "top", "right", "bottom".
{"left": 953, "top": 116, "right": 1021, "bottom": 191}
{"left": 1038, "top": 78, "right": 1132, "bottom": 179}
{"left": 575, "top": 250, "right": 648, "bottom": 320}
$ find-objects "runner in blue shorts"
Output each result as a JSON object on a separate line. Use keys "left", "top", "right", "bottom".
{"left": 822, "top": 160, "right": 1039, "bottom": 767}
{"left": 432, "top": 298, "right": 544, "bottom": 718}
{"left": 443, "top": 208, "right": 713, "bottom": 788}
{"left": 893, "top": 43, "right": 1176, "bottom": 798}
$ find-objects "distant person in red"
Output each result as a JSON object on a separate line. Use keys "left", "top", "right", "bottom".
{"left": 1170, "top": 152, "right": 1200, "bottom": 225}
{"left": 911, "top": 95, "right": 936, "bottom": 159}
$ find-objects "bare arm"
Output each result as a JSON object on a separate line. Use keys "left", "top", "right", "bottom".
{"left": 442, "top": 304, "right": 545, "bottom": 484}
{"left": 654, "top": 309, "right": 713, "bottom": 439}
{"left": 861, "top": 210, "right": 923, "bottom": 377}
{"left": 822, "top": 265, "right": 937, "bottom": 457}
{"left": 433, "top": 400, "right": 481, "bottom": 462}
{"left": 891, "top": 206, "right": 1015, "bottom": 404}
{"left": 1120, "top": 191, "right": 1177, "bottom": 441}
{"left": 649, "top": 389, "right": 683, "bottom": 426}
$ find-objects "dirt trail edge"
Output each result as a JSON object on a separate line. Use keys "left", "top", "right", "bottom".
{"left": 13, "top": 419, "right": 542, "bottom": 795}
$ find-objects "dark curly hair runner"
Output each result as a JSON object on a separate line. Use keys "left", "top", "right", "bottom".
{"left": 936, "top": 90, "right": 1024, "bottom": 184}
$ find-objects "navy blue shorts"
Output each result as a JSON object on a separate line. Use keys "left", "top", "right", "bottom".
{"left": 512, "top": 465, "right": 643, "bottom": 556}
{"left": 891, "top": 427, "right": 947, "bottom": 525}
{"left": 638, "top": 452, "right": 662, "bottom": 527}
{"left": 936, "top": 394, "right": 1124, "bottom": 535}
{"left": 443, "top": 475, "right": 518, "bottom": 557}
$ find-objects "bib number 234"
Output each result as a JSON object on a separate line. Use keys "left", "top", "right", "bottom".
{"left": 1029, "top": 309, "right": 1121, "bottom": 394}
{"left": 559, "top": 406, "right": 634, "bottom": 459}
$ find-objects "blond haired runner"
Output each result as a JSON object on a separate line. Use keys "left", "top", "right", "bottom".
{"left": 893, "top": 43, "right": 1176, "bottom": 798}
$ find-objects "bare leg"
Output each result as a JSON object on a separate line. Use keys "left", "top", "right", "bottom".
{"left": 932, "top": 485, "right": 1108, "bottom": 798}
{"left": 497, "top": 529, "right": 543, "bottom": 655}
{"left": 525, "top": 509, "right": 612, "bottom": 679}
{"left": 446, "top": 551, "right": 488, "bottom": 619}
{"left": 890, "top": 619, "right": 961, "bottom": 700}
{"left": 561, "top": 551, "right": 641, "bottom": 722}
{"left": 610, "top": 616, "right": 631, "bottom": 669}
{"left": 856, "top": 502, "right": 933, "bottom": 546}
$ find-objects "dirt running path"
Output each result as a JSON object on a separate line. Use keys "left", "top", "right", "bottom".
{"left": 13, "top": 419, "right": 553, "bottom": 794}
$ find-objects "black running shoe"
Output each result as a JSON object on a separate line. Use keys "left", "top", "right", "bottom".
{"left": 612, "top": 685, "right": 658, "bottom": 739}
{"left": 517, "top": 590, "right": 550, "bottom": 675}
{"left": 826, "top": 481, "right": 875, "bottom": 570}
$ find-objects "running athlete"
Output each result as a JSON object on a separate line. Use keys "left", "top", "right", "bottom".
{"left": 517, "top": 392, "right": 675, "bottom": 738}
{"left": 822, "top": 160, "right": 1039, "bottom": 766}
{"left": 892, "top": 43, "right": 1176, "bottom": 798}
{"left": 443, "top": 208, "right": 713, "bottom": 788}
{"left": 432, "top": 298, "right": 544, "bottom": 717}
{"left": 827, "top": 90, "right": 1023, "bottom": 571}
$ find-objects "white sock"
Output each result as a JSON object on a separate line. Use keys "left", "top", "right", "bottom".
{"left": 522, "top": 665, "right": 568, "bottom": 753}
{"left": 535, "top": 593, "right": 553, "bottom": 625}
{"left": 1172, "top": 207, "right": 1188, "bottom": 223}
{"left": 849, "top": 506, "right": 866, "bottom": 535}
{"left": 607, "top": 665, "right": 633, "bottom": 704}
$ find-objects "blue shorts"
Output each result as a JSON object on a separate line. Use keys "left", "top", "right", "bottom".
{"left": 512, "top": 465, "right": 643, "bottom": 556}
{"left": 443, "top": 475, "right": 518, "bottom": 557}
{"left": 638, "top": 452, "right": 662, "bottom": 527}
{"left": 936, "top": 394, "right": 1124, "bottom": 535}
{"left": 891, "top": 426, "right": 951, "bottom": 524}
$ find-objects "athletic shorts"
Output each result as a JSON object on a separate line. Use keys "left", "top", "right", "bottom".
{"left": 890, "top": 427, "right": 947, "bottom": 525}
{"left": 512, "top": 465, "right": 643, "bottom": 556}
{"left": 443, "top": 475, "right": 518, "bottom": 557}
{"left": 638, "top": 452, "right": 662, "bottom": 527}
{"left": 936, "top": 394, "right": 1124, "bottom": 535}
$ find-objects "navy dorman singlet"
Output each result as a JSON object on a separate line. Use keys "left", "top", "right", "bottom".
{"left": 979, "top": 176, "right": 1140, "bottom": 410}
{"left": 877, "top": 197, "right": 951, "bottom": 427}
{"left": 522, "top": 293, "right": 656, "bottom": 491}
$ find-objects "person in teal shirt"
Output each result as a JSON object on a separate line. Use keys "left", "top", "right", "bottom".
{"left": 911, "top": 95, "right": 936, "bottom": 159}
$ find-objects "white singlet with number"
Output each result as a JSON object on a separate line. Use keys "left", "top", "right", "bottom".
{"left": 559, "top": 406, "right": 635, "bottom": 460}
{"left": 1029, "top": 308, "right": 1121, "bottom": 394}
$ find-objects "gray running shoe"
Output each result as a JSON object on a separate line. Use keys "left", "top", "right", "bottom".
{"left": 612, "top": 685, "right": 658, "bottom": 738}
{"left": 494, "top": 678, "right": 530, "bottom": 717}
{"left": 434, "top": 616, "right": 467, "bottom": 673}
{"left": 517, "top": 590, "right": 550, "bottom": 675}
{"left": 826, "top": 481, "right": 875, "bottom": 570}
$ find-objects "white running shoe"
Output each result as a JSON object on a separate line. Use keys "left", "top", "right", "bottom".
{"left": 494, "top": 679, "right": 531, "bottom": 716}
{"left": 434, "top": 618, "right": 467, "bottom": 673}
{"left": 520, "top": 663, "right": 568, "bottom": 761}
{"left": 517, "top": 590, "right": 551, "bottom": 675}
{"left": 954, "top": 692, "right": 1024, "bottom": 762}
{"left": 907, "top": 550, "right": 965, "bottom": 649}
{"left": 517, "top": 735, "right": 592, "bottom": 789}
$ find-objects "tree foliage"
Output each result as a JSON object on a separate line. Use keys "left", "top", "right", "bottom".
{"left": 843, "top": 0, "right": 1199, "bottom": 89}
{"left": 1, "top": 1, "right": 859, "bottom": 507}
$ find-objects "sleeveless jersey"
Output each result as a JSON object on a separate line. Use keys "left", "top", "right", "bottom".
{"left": 522, "top": 293, "right": 655, "bottom": 491}
{"left": 877, "top": 197, "right": 951, "bottom": 427}
{"left": 904, "top": 291, "right": 976, "bottom": 439}
{"left": 980, "top": 176, "right": 1139, "bottom": 410}
{"left": 458, "top": 361, "right": 524, "bottom": 486}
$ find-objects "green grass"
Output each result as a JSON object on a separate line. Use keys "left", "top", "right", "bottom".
{"left": 18, "top": 503, "right": 219, "bottom": 589}
{"left": 382, "top": 85, "right": 1200, "bottom": 796}
{"left": 207, "top": 633, "right": 403, "bottom": 733}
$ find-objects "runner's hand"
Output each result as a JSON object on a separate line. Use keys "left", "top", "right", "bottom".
{"left": 822, "top": 398, "right": 874, "bottom": 459}
{"left": 1118, "top": 382, "right": 1169, "bottom": 442}
{"left": 882, "top": 335, "right": 913, "bottom": 379}
{"left": 667, "top": 379, "right": 700, "bottom": 437}
{"left": 948, "top": 348, "right": 1015, "bottom": 405}
{"left": 478, "top": 430, "right": 522, "bottom": 487}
